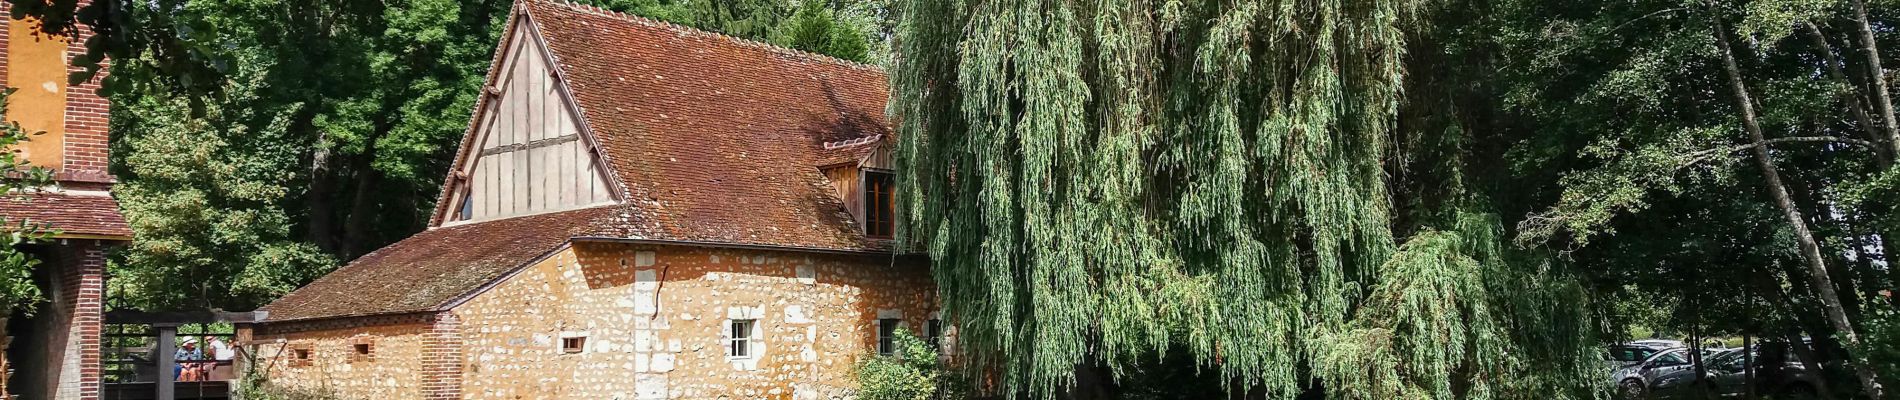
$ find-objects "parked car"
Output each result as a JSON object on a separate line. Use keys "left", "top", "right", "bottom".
{"left": 1614, "top": 348, "right": 1698, "bottom": 399}
{"left": 1613, "top": 346, "right": 1827, "bottom": 400}
{"left": 1607, "top": 344, "right": 1664, "bottom": 369}
{"left": 1629, "top": 339, "right": 1686, "bottom": 349}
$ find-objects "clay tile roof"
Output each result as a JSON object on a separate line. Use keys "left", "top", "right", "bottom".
{"left": 260, "top": 206, "right": 625, "bottom": 322}
{"left": 524, "top": 0, "right": 891, "bottom": 251}
{"left": 0, "top": 191, "right": 130, "bottom": 238}
{"left": 262, "top": 1, "right": 900, "bottom": 322}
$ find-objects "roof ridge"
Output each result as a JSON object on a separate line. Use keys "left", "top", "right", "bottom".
{"left": 822, "top": 134, "right": 883, "bottom": 150}
{"left": 532, "top": 0, "right": 886, "bottom": 73}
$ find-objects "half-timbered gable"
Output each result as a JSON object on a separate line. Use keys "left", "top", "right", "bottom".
{"left": 439, "top": 20, "right": 618, "bottom": 224}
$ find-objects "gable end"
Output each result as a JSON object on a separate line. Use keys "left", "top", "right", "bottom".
{"left": 433, "top": 8, "right": 621, "bottom": 226}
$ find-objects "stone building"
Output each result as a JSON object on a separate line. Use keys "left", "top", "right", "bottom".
{"left": 241, "top": 1, "right": 938, "bottom": 398}
{"left": 0, "top": 1, "right": 125, "bottom": 399}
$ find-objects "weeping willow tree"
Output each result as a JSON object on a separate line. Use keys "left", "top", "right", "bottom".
{"left": 890, "top": 0, "right": 1604, "bottom": 398}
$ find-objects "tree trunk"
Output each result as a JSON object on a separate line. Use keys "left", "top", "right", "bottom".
{"left": 339, "top": 152, "right": 382, "bottom": 261}
{"left": 1754, "top": 271, "right": 1840, "bottom": 400}
{"left": 1849, "top": 0, "right": 1900, "bottom": 158}
{"left": 1803, "top": 22, "right": 1893, "bottom": 167}
{"left": 306, "top": 138, "right": 339, "bottom": 255}
{"left": 1712, "top": 14, "right": 1887, "bottom": 398}
{"left": 1690, "top": 325, "right": 1710, "bottom": 399}
{"left": 1785, "top": 331, "right": 1840, "bottom": 400}
{"left": 1744, "top": 334, "right": 1756, "bottom": 400}
{"left": 337, "top": 108, "right": 397, "bottom": 261}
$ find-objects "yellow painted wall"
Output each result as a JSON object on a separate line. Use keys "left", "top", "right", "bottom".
{"left": 6, "top": 17, "right": 70, "bottom": 170}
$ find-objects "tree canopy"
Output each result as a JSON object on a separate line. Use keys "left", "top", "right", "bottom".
{"left": 5, "top": 0, "right": 1899, "bottom": 397}
{"left": 890, "top": 0, "right": 1600, "bottom": 398}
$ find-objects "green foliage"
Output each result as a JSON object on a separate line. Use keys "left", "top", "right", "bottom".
{"left": 856, "top": 329, "right": 961, "bottom": 400}
{"left": 1440, "top": 0, "right": 1900, "bottom": 393}
{"left": 891, "top": 0, "right": 1602, "bottom": 398}
{"left": 773, "top": 0, "right": 871, "bottom": 63}
{"left": 109, "top": 66, "right": 337, "bottom": 310}
{"left": 0, "top": 88, "right": 54, "bottom": 315}
{"left": 76, "top": 0, "right": 510, "bottom": 310}
{"left": 1860, "top": 303, "right": 1900, "bottom": 390}
{"left": 588, "top": 0, "right": 883, "bottom": 63}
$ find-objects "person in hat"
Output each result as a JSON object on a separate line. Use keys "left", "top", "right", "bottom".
{"left": 175, "top": 337, "right": 204, "bottom": 381}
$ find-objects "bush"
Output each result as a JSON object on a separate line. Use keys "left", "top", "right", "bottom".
{"left": 857, "top": 328, "right": 964, "bottom": 400}
{"left": 1860, "top": 302, "right": 1900, "bottom": 392}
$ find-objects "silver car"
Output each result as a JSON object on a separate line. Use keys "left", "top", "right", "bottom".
{"left": 1613, "top": 348, "right": 1699, "bottom": 399}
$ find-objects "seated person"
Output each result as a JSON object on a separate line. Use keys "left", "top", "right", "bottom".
{"left": 174, "top": 338, "right": 204, "bottom": 381}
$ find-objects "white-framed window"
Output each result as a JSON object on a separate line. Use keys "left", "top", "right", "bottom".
{"left": 877, "top": 318, "right": 901, "bottom": 355}
{"left": 730, "top": 319, "right": 756, "bottom": 359}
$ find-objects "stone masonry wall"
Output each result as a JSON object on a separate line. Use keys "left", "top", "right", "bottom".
{"left": 451, "top": 242, "right": 937, "bottom": 400}
{"left": 246, "top": 314, "right": 435, "bottom": 399}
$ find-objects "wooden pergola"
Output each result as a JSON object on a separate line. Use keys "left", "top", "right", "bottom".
{"left": 101, "top": 310, "right": 265, "bottom": 400}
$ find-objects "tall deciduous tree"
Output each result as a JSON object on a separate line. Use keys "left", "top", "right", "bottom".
{"left": 890, "top": 1, "right": 1601, "bottom": 397}
{"left": 1487, "top": 0, "right": 1898, "bottom": 394}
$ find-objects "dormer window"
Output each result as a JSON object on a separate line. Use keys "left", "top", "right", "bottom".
{"left": 864, "top": 170, "right": 894, "bottom": 238}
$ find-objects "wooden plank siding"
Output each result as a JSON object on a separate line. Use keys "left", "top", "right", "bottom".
{"left": 821, "top": 142, "right": 896, "bottom": 229}
{"left": 824, "top": 166, "right": 864, "bottom": 228}
{"left": 443, "top": 25, "right": 615, "bottom": 225}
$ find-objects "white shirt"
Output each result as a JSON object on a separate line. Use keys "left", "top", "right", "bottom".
{"left": 208, "top": 339, "right": 235, "bottom": 361}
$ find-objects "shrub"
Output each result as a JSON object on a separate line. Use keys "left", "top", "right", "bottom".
{"left": 1860, "top": 302, "right": 1900, "bottom": 392}
{"left": 857, "top": 328, "right": 963, "bottom": 400}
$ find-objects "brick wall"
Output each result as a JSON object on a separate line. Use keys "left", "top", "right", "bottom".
{"left": 8, "top": 240, "right": 107, "bottom": 400}
{"left": 59, "top": 16, "right": 108, "bottom": 181}
{"left": 452, "top": 242, "right": 937, "bottom": 400}
{"left": 246, "top": 314, "right": 435, "bottom": 399}
{"left": 420, "top": 313, "right": 464, "bottom": 399}
{"left": 0, "top": 0, "right": 111, "bottom": 181}
{"left": 65, "top": 241, "right": 104, "bottom": 400}
{"left": 1, "top": 2, "right": 10, "bottom": 89}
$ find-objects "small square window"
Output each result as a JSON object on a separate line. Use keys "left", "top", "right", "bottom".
{"left": 354, "top": 343, "right": 372, "bottom": 355}
{"left": 877, "top": 319, "right": 901, "bottom": 355}
{"left": 730, "top": 319, "right": 756, "bottom": 358}
{"left": 925, "top": 319, "right": 944, "bottom": 349}
{"left": 562, "top": 337, "right": 586, "bottom": 354}
{"left": 290, "top": 348, "right": 313, "bottom": 367}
